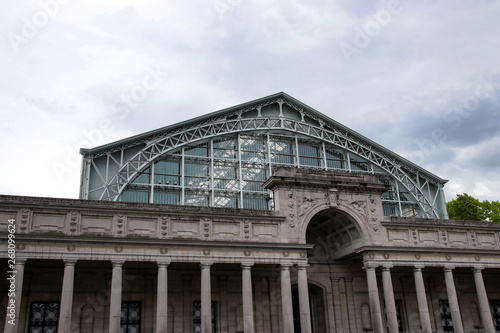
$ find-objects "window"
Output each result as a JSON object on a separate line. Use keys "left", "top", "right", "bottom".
{"left": 28, "top": 301, "right": 59, "bottom": 333}
{"left": 491, "top": 300, "right": 500, "bottom": 332}
{"left": 121, "top": 301, "right": 141, "bottom": 333}
{"left": 439, "top": 299, "right": 454, "bottom": 333}
{"left": 193, "top": 301, "right": 216, "bottom": 333}
{"left": 384, "top": 299, "right": 403, "bottom": 333}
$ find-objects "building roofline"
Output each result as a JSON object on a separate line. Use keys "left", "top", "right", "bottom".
{"left": 79, "top": 92, "right": 448, "bottom": 184}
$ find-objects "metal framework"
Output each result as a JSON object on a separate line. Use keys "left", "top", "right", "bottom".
{"left": 80, "top": 93, "right": 448, "bottom": 218}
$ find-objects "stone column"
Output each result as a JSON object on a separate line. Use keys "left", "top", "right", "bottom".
{"left": 413, "top": 266, "right": 432, "bottom": 333}
{"left": 4, "top": 258, "right": 26, "bottom": 333}
{"left": 280, "top": 263, "right": 294, "bottom": 333}
{"left": 218, "top": 276, "right": 229, "bottom": 332}
{"left": 472, "top": 267, "right": 496, "bottom": 333}
{"left": 156, "top": 261, "right": 170, "bottom": 333}
{"left": 268, "top": 276, "right": 280, "bottom": 333}
{"left": 297, "top": 264, "right": 311, "bottom": 333}
{"left": 109, "top": 261, "right": 124, "bottom": 333}
{"left": 330, "top": 277, "right": 343, "bottom": 331}
{"left": 200, "top": 262, "right": 213, "bottom": 333}
{"left": 58, "top": 260, "right": 77, "bottom": 333}
{"left": 381, "top": 266, "right": 398, "bottom": 333}
{"left": 242, "top": 263, "right": 255, "bottom": 333}
{"left": 443, "top": 266, "right": 464, "bottom": 333}
{"left": 345, "top": 278, "right": 358, "bottom": 332}
{"left": 365, "top": 266, "right": 384, "bottom": 333}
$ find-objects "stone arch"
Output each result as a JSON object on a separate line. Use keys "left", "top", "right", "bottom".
{"left": 301, "top": 203, "right": 370, "bottom": 260}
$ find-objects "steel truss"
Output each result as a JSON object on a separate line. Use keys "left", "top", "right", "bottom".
{"left": 82, "top": 97, "right": 445, "bottom": 218}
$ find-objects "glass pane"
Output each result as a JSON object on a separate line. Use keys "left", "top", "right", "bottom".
{"left": 120, "top": 190, "right": 149, "bottom": 203}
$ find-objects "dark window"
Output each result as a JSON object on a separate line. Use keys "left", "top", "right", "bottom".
{"left": 193, "top": 301, "right": 216, "bottom": 333}
{"left": 121, "top": 301, "right": 141, "bottom": 333}
{"left": 439, "top": 299, "right": 454, "bottom": 333}
{"left": 384, "top": 299, "right": 403, "bottom": 333}
{"left": 28, "top": 301, "right": 59, "bottom": 333}
{"left": 491, "top": 300, "right": 500, "bottom": 332}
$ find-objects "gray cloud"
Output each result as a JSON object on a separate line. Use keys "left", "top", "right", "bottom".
{"left": 0, "top": 1, "right": 499, "bottom": 202}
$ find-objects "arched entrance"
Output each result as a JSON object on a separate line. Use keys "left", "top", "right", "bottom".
{"left": 306, "top": 207, "right": 363, "bottom": 261}
{"left": 292, "top": 283, "right": 326, "bottom": 333}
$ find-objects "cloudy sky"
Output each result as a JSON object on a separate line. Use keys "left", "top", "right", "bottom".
{"left": 1, "top": 0, "right": 499, "bottom": 203}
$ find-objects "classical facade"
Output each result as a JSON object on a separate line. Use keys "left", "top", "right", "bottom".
{"left": 1, "top": 92, "right": 500, "bottom": 333}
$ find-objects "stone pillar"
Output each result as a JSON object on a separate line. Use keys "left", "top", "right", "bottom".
{"left": 4, "top": 258, "right": 26, "bottom": 333}
{"left": 219, "top": 276, "right": 229, "bottom": 332}
{"left": 472, "top": 267, "right": 496, "bottom": 333}
{"left": 109, "top": 261, "right": 124, "bottom": 333}
{"left": 330, "top": 277, "right": 343, "bottom": 331}
{"left": 156, "top": 261, "right": 170, "bottom": 333}
{"left": 443, "top": 266, "right": 464, "bottom": 333}
{"left": 242, "top": 263, "right": 255, "bottom": 333}
{"left": 381, "top": 266, "right": 398, "bottom": 333}
{"left": 365, "top": 266, "right": 384, "bottom": 333}
{"left": 58, "top": 260, "right": 77, "bottom": 333}
{"left": 297, "top": 264, "right": 311, "bottom": 333}
{"left": 280, "top": 263, "right": 294, "bottom": 333}
{"left": 200, "top": 262, "right": 213, "bottom": 333}
{"left": 345, "top": 278, "right": 358, "bottom": 332}
{"left": 413, "top": 266, "right": 432, "bottom": 333}
{"left": 268, "top": 276, "right": 280, "bottom": 333}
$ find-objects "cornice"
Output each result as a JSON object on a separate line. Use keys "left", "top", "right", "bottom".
{"left": 0, "top": 194, "right": 283, "bottom": 220}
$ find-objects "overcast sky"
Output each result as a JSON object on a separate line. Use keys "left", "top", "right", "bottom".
{"left": 1, "top": 0, "right": 499, "bottom": 203}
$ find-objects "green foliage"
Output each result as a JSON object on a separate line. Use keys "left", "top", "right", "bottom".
{"left": 480, "top": 200, "right": 500, "bottom": 222}
{"left": 447, "top": 193, "right": 500, "bottom": 222}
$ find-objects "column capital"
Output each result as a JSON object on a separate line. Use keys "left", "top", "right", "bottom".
{"left": 280, "top": 263, "right": 293, "bottom": 270}
{"left": 329, "top": 276, "right": 340, "bottom": 282}
{"left": 15, "top": 258, "right": 27, "bottom": 265}
{"left": 381, "top": 264, "right": 393, "bottom": 270}
{"left": 200, "top": 261, "right": 213, "bottom": 269}
{"left": 111, "top": 260, "right": 125, "bottom": 267}
{"left": 63, "top": 259, "right": 78, "bottom": 266}
{"left": 443, "top": 265, "right": 455, "bottom": 272}
{"left": 472, "top": 265, "right": 484, "bottom": 272}
{"left": 157, "top": 261, "right": 171, "bottom": 268}
{"left": 297, "top": 263, "right": 309, "bottom": 270}
{"left": 413, "top": 264, "right": 425, "bottom": 271}
{"left": 241, "top": 262, "right": 254, "bottom": 269}
{"left": 363, "top": 264, "right": 378, "bottom": 271}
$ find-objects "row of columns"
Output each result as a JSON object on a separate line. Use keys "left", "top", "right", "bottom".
{"left": 364, "top": 264, "right": 496, "bottom": 333}
{"left": 4, "top": 259, "right": 312, "bottom": 333}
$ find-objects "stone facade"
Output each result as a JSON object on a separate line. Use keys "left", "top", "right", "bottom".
{"left": 1, "top": 168, "right": 500, "bottom": 333}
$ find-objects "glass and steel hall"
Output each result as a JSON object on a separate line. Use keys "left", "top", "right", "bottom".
{"left": 80, "top": 92, "right": 448, "bottom": 219}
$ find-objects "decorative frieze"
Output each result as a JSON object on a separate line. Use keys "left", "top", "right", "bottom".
{"left": 383, "top": 219, "right": 500, "bottom": 251}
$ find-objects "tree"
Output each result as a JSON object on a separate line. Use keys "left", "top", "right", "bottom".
{"left": 480, "top": 200, "right": 500, "bottom": 222}
{"left": 447, "top": 193, "right": 500, "bottom": 222}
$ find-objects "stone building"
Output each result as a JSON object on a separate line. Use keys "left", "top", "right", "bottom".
{"left": 1, "top": 92, "right": 500, "bottom": 333}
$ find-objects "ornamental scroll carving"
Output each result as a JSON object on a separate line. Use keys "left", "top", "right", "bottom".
{"left": 350, "top": 200, "right": 367, "bottom": 221}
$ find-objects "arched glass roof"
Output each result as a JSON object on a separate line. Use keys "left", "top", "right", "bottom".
{"left": 80, "top": 92, "right": 448, "bottom": 218}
